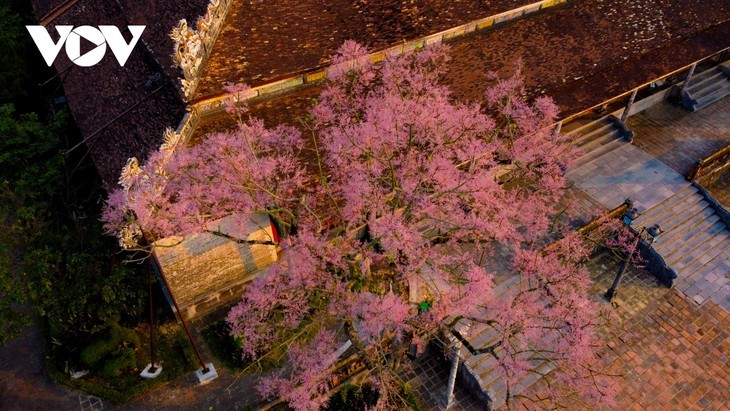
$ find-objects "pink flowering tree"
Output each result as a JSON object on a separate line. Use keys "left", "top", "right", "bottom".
{"left": 104, "top": 42, "right": 617, "bottom": 410}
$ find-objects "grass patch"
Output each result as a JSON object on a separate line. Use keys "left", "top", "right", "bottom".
{"left": 46, "top": 323, "right": 197, "bottom": 404}
{"left": 200, "top": 319, "right": 249, "bottom": 372}
{"left": 200, "top": 319, "right": 284, "bottom": 373}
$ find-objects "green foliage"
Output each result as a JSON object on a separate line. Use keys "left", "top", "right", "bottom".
{"left": 201, "top": 319, "right": 249, "bottom": 372}
{"left": 47, "top": 324, "right": 198, "bottom": 404}
{"left": 0, "top": 241, "right": 30, "bottom": 346}
{"left": 0, "top": 104, "right": 63, "bottom": 225}
{"left": 101, "top": 348, "right": 136, "bottom": 377}
{"left": 80, "top": 322, "right": 141, "bottom": 375}
{"left": 25, "top": 243, "right": 146, "bottom": 344}
{"left": 323, "top": 383, "right": 421, "bottom": 410}
{"left": 0, "top": 4, "right": 30, "bottom": 103}
{"left": 401, "top": 382, "right": 421, "bottom": 411}
{"left": 0, "top": 104, "right": 66, "bottom": 348}
{"left": 325, "top": 384, "right": 378, "bottom": 410}
{"left": 0, "top": 4, "right": 191, "bottom": 403}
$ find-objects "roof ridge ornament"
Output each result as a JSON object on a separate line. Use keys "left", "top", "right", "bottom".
{"left": 170, "top": 0, "right": 232, "bottom": 101}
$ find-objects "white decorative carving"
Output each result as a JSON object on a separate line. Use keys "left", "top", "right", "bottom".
{"left": 161, "top": 127, "right": 183, "bottom": 153}
{"left": 119, "top": 223, "right": 143, "bottom": 249}
{"left": 119, "top": 157, "right": 141, "bottom": 191}
{"left": 170, "top": 0, "right": 231, "bottom": 100}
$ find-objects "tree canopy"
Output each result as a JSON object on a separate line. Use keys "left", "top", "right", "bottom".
{"left": 105, "top": 42, "right": 615, "bottom": 410}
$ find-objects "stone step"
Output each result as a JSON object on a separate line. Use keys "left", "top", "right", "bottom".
{"left": 578, "top": 128, "right": 620, "bottom": 155}
{"left": 694, "top": 83, "right": 730, "bottom": 110}
{"left": 487, "top": 330, "right": 561, "bottom": 408}
{"left": 632, "top": 187, "right": 701, "bottom": 226}
{"left": 691, "top": 65, "right": 725, "bottom": 83}
{"left": 571, "top": 137, "right": 625, "bottom": 170}
{"left": 492, "top": 274, "right": 523, "bottom": 297}
{"left": 564, "top": 116, "right": 611, "bottom": 137}
{"left": 661, "top": 220, "right": 726, "bottom": 264}
{"left": 686, "top": 69, "right": 725, "bottom": 93}
{"left": 574, "top": 122, "right": 616, "bottom": 147}
{"left": 482, "top": 365, "right": 507, "bottom": 404}
{"left": 476, "top": 347, "right": 506, "bottom": 383}
{"left": 651, "top": 197, "right": 714, "bottom": 234}
{"left": 463, "top": 328, "right": 502, "bottom": 366}
{"left": 670, "top": 230, "right": 730, "bottom": 275}
{"left": 677, "top": 234, "right": 730, "bottom": 284}
{"left": 635, "top": 194, "right": 705, "bottom": 231}
{"left": 655, "top": 212, "right": 722, "bottom": 255}
{"left": 472, "top": 306, "right": 556, "bottom": 403}
{"left": 648, "top": 199, "right": 711, "bottom": 239}
{"left": 692, "top": 76, "right": 730, "bottom": 100}
{"left": 463, "top": 275, "right": 522, "bottom": 366}
{"left": 492, "top": 361, "right": 556, "bottom": 409}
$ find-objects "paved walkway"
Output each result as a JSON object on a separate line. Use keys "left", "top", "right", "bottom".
{"left": 628, "top": 94, "right": 730, "bottom": 177}
{"left": 567, "top": 141, "right": 689, "bottom": 212}
{"left": 518, "top": 251, "right": 730, "bottom": 410}
{"left": 0, "top": 322, "right": 78, "bottom": 410}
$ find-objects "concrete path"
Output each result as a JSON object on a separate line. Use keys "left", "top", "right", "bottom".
{"left": 567, "top": 141, "right": 689, "bottom": 212}
{"left": 628, "top": 89, "right": 730, "bottom": 176}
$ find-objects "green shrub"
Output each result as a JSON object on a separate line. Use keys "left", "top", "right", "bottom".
{"left": 47, "top": 324, "right": 197, "bottom": 404}
{"left": 101, "top": 348, "right": 136, "bottom": 377}
{"left": 80, "top": 322, "right": 140, "bottom": 373}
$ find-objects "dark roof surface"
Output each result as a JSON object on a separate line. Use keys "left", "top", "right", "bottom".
{"left": 444, "top": 0, "right": 730, "bottom": 104}
{"left": 194, "top": 0, "right": 534, "bottom": 100}
{"left": 31, "top": 0, "right": 68, "bottom": 19}
{"left": 194, "top": 0, "right": 730, "bottom": 139}
{"left": 118, "top": 0, "right": 210, "bottom": 78}
{"left": 46, "top": 0, "right": 195, "bottom": 187}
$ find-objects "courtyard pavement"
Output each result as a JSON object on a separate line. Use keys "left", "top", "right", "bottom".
{"left": 567, "top": 142, "right": 689, "bottom": 212}
{"left": 516, "top": 250, "right": 730, "bottom": 410}
{"left": 628, "top": 96, "right": 730, "bottom": 177}
{"left": 406, "top": 247, "right": 730, "bottom": 410}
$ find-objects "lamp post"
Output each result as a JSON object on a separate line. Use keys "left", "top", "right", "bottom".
{"left": 605, "top": 202, "right": 663, "bottom": 302}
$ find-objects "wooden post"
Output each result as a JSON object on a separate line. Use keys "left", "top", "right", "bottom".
{"left": 620, "top": 89, "right": 638, "bottom": 122}
{"left": 148, "top": 258, "right": 157, "bottom": 371}
{"left": 680, "top": 62, "right": 698, "bottom": 97}
{"left": 553, "top": 120, "right": 563, "bottom": 137}
{"left": 149, "top": 249, "right": 213, "bottom": 378}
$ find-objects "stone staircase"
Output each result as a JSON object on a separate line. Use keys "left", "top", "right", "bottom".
{"left": 681, "top": 61, "right": 730, "bottom": 112}
{"left": 632, "top": 184, "right": 730, "bottom": 303}
{"left": 565, "top": 115, "right": 628, "bottom": 170}
{"left": 459, "top": 275, "right": 557, "bottom": 410}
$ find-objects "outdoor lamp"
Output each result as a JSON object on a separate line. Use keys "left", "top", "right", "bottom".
{"left": 623, "top": 207, "right": 640, "bottom": 226}
{"left": 647, "top": 224, "right": 663, "bottom": 243}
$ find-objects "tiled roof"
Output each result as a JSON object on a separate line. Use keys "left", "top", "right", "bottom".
{"left": 193, "top": 0, "right": 730, "bottom": 140}
{"left": 31, "top": 0, "right": 68, "bottom": 19}
{"left": 194, "top": 0, "right": 535, "bottom": 100}
{"left": 38, "top": 0, "right": 209, "bottom": 187}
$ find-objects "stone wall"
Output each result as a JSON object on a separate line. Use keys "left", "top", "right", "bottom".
{"left": 154, "top": 214, "right": 278, "bottom": 319}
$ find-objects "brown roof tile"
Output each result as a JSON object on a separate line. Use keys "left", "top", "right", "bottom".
{"left": 31, "top": 0, "right": 69, "bottom": 19}
{"left": 48, "top": 0, "right": 189, "bottom": 187}
{"left": 195, "top": 0, "right": 536, "bottom": 100}
{"left": 194, "top": 0, "right": 730, "bottom": 139}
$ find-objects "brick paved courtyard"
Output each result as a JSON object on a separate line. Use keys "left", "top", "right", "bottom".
{"left": 403, "top": 250, "right": 673, "bottom": 410}
{"left": 514, "top": 250, "right": 730, "bottom": 411}
{"left": 628, "top": 96, "right": 730, "bottom": 177}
